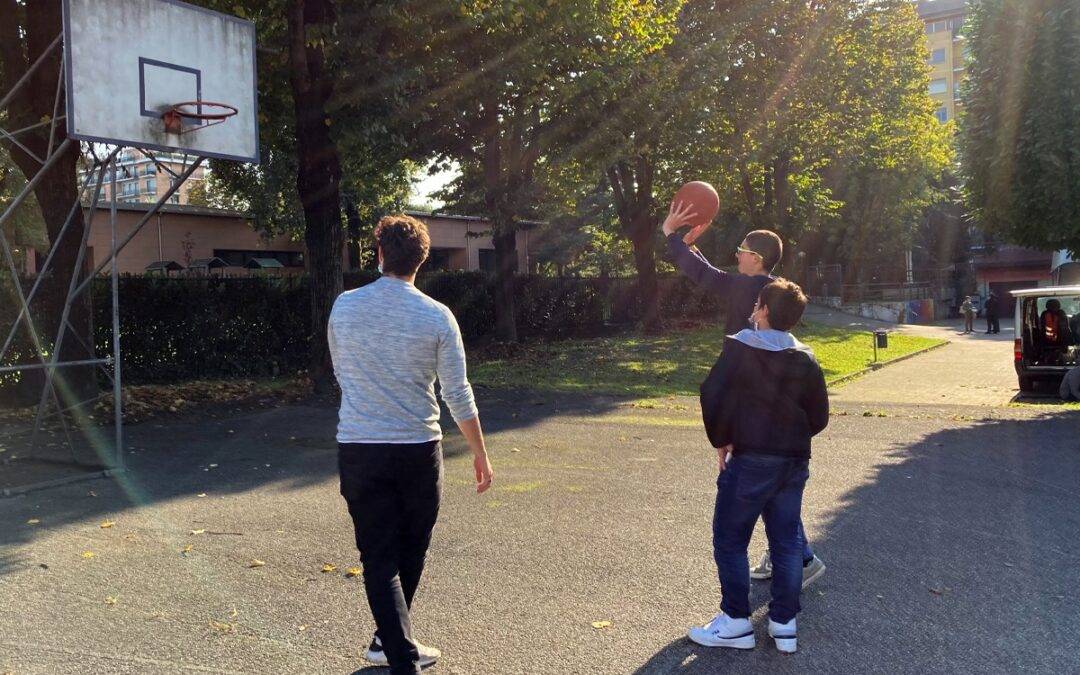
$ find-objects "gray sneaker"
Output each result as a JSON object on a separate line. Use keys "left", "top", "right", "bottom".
{"left": 365, "top": 636, "right": 440, "bottom": 668}
{"left": 750, "top": 550, "right": 773, "bottom": 580}
{"left": 749, "top": 550, "right": 827, "bottom": 589}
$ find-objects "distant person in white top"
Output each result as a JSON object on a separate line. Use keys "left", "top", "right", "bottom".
{"left": 328, "top": 214, "right": 494, "bottom": 675}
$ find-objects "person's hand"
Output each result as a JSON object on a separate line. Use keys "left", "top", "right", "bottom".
{"left": 662, "top": 200, "right": 698, "bottom": 236}
{"left": 717, "top": 444, "right": 733, "bottom": 473}
{"left": 473, "top": 451, "right": 494, "bottom": 494}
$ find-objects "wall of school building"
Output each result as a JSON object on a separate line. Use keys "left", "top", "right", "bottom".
{"left": 25, "top": 205, "right": 532, "bottom": 276}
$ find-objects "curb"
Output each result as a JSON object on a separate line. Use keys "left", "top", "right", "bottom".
{"left": 827, "top": 340, "right": 951, "bottom": 388}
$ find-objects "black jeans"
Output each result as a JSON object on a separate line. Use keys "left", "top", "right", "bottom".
{"left": 339, "top": 441, "right": 443, "bottom": 675}
{"left": 986, "top": 315, "right": 1000, "bottom": 333}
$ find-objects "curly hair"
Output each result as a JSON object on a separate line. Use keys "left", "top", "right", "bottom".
{"left": 374, "top": 214, "right": 430, "bottom": 275}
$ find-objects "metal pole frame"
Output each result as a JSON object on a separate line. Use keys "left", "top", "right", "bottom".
{"left": 0, "top": 33, "right": 209, "bottom": 496}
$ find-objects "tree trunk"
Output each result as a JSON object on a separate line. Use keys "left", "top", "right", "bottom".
{"left": 287, "top": 0, "right": 344, "bottom": 395}
{"left": 606, "top": 158, "right": 659, "bottom": 332}
{"left": 629, "top": 226, "right": 660, "bottom": 333}
{"left": 0, "top": 0, "right": 97, "bottom": 408}
{"left": 491, "top": 224, "right": 519, "bottom": 343}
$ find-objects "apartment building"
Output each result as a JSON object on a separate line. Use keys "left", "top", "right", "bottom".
{"left": 917, "top": 0, "right": 969, "bottom": 124}
{"left": 81, "top": 148, "right": 206, "bottom": 206}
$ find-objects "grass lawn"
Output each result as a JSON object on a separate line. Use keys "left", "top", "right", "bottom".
{"left": 471, "top": 321, "right": 944, "bottom": 398}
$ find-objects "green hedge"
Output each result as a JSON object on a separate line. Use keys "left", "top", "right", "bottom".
{"left": 1, "top": 271, "right": 724, "bottom": 393}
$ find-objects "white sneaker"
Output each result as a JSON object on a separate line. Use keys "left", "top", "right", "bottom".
{"left": 687, "top": 611, "right": 756, "bottom": 649}
{"left": 365, "top": 636, "right": 440, "bottom": 667}
{"left": 768, "top": 617, "right": 797, "bottom": 653}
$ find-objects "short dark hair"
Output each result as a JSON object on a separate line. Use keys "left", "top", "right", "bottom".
{"left": 758, "top": 278, "right": 807, "bottom": 331}
{"left": 743, "top": 230, "right": 783, "bottom": 272}
{"left": 374, "top": 214, "right": 429, "bottom": 275}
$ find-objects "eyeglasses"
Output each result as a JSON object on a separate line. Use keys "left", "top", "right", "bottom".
{"left": 735, "top": 246, "right": 762, "bottom": 259}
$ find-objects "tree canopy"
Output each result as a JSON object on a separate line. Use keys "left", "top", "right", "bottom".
{"left": 960, "top": 0, "right": 1080, "bottom": 255}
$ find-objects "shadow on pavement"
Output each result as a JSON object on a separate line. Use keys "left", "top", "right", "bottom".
{"left": 633, "top": 411, "right": 1080, "bottom": 674}
{"left": 0, "top": 388, "right": 629, "bottom": 577}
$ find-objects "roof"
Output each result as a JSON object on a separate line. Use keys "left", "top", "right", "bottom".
{"left": 916, "top": 0, "right": 967, "bottom": 20}
{"left": 971, "top": 245, "right": 1052, "bottom": 270}
{"left": 405, "top": 210, "right": 544, "bottom": 228}
{"left": 189, "top": 257, "right": 228, "bottom": 269}
{"left": 1011, "top": 286, "right": 1080, "bottom": 297}
{"left": 87, "top": 201, "right": 251, "bottom": 220}
{"left": 145, "top": 260, "right": 184, "bottom": 272}
{"left": 246, "top": 258, "right": 284, "bottom": 269}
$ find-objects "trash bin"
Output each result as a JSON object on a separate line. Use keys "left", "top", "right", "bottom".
{"left": 874, "top": 330, "right": 888, "bottom": 349}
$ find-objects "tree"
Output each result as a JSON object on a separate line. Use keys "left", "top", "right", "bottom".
{"left": 194, "top": 0, "right": 414, "bottom": 392}
{"left": 0, "top": 154, "right": 49, "bottom": 275}
{"left": 960, "top": 0, "right": 1080, "bottom": 254}
{"left": 0, "top": 0, "right": 98, "bottom": 406}
{"left": 370, "top": 0, "right": 682, "bottom": 341}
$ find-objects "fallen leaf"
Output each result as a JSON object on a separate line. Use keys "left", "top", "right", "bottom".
{"left": 209, "top": 619, "right": 235, "bottom": 634}
{"left": 248, "top": 559, "right": 265, "bottom": 568}
{"left": 591, "top": 620, "right": 613, "bottom": 629}
{"left": 321, "top": 563, "right": 337, "bottom": 573}
{"left": 197, "top": 493, "right": 207, "bottom": 498}
{"left": 928, "top": 586, "right": 949, "bottom": 596}
{"left": 27, "top": 518, "right": 40, "bottom": 525}
{"left": 105, "top": 595, "right": 119, "bottom": 605}
{"left": 81, "top": 551, "right": 95, "bottom": 559}
{"left": 190, "top": 529, "right": 206, "bottom": 535}
{"left": 298, "top": 624, "right": 308, "bottom": 632}
{"left": 230, "top": 607, "right": 239, "bottom": 619}
{"left": 345, "top": 567, "right": 362, "bottom": 578}
{"left": 100, "top": 520, "right": 115, "bottom": 529}
{"left": 181, "top": 545, "right": 194, "bottom": 555}
{"left": 88, "top": 491, "right": 98, "bottom": 497}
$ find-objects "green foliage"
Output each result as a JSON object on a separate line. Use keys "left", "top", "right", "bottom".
{"left": 960, "top": 0, "right": 1080, "bottom": 254}
{"left": 188, "top": 0, "right": 414, "bottom": 242}
{"left": 0, "top": 152, "right": 48, "bottom": 274}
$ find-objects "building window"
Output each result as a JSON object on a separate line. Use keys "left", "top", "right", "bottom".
{"left": 928, "top": 48, "right": 946, "bottom": 65}
{"left": 214, "top": 249, "right": 305, "bottom": 268}
{"left": 478, "top": 249, "right": 496, "bottom": 274}
{"left": 935, "top": 107, "right": 949, "bottom": 123}
{"left": 425, "top": 248, "right": 453, "bottom": 272}
{"left": 926, "top": 20, "right": 947, "bottom": 34}
{"left": 145, "top": 178, "right": 156, "bottom": 194}
{"left": 948, "top": 17, "right": 965, "bottom": 35}
{"left": 929, "top": 78, "right": 947, "bottom": 95}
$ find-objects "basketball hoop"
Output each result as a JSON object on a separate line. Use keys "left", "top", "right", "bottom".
{"left": 161, "top": 101, "right": 238, "bottom": 135}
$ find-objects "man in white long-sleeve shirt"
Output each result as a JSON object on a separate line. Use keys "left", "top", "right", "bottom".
{"left": 329, "top": 214, "right": 494, "bottom": 675}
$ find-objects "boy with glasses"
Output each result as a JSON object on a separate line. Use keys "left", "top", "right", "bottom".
{"left": 661, "top": 201, "right": 826, "bottom": 589}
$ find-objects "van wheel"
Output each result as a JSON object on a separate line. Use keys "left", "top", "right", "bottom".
{"left": 1019, "top": 375, "right": 1035, "bottom": 393}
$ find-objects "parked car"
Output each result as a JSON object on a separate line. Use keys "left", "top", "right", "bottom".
{"left": 1012, "top": 285, "right": 1080, "bottom": 393}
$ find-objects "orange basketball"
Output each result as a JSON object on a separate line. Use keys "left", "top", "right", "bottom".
{"left": 672, "top": 181, "right": 719, "bottom": 244}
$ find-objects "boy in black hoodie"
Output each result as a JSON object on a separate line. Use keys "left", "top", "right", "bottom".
{"left": 688, "top": 279, "right": 829, "bottom": 654}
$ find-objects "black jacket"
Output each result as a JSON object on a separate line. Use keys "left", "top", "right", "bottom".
{"left": 700, "top": 337, "right": 829, "bottom": 459}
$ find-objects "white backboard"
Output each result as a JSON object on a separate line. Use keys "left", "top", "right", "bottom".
{"left": 63, "top": 0, "right": 259, "bottom": 163}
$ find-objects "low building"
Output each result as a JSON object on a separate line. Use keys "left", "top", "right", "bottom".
{"left": 971, "top": 245, "right": 1054, "bottom": 300}
{"left": 25, "top": 204, "right": 533, "bottom": 276}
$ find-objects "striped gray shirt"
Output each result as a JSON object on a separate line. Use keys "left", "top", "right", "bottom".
{"left": 328, "top": 277, "right": 478, "bottom": 443}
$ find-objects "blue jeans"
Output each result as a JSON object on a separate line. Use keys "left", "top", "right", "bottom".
{"left": 713, "top": 453, "right": 810, "bottom": 624}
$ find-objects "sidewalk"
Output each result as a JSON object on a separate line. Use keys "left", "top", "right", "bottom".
{"left": 805, "top": 305, "right": 1020, "bottom": 407}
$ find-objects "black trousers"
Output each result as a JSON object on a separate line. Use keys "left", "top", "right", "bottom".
{"left": 339, "top": 441, "right": 443, "bottom": 675}
{"left": 986, "top": 315, "right": 1000, "bottom": 333}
